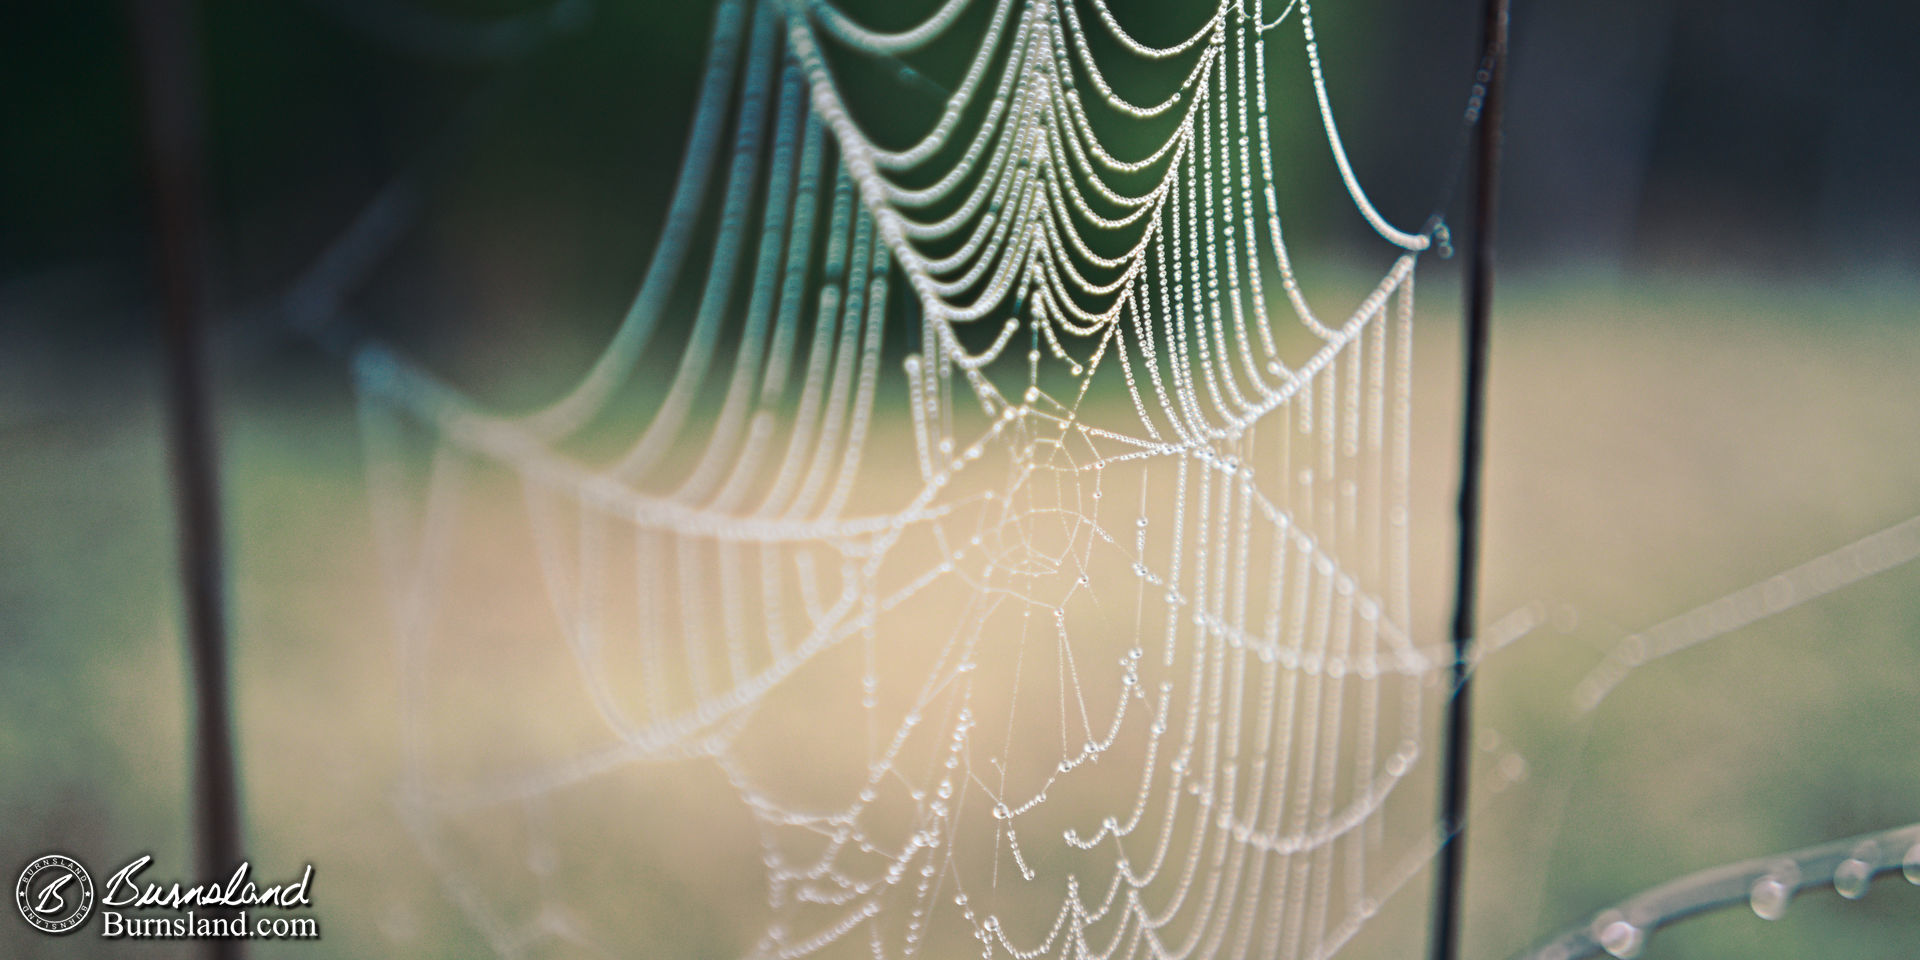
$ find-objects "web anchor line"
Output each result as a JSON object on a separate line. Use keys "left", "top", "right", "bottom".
{"left": 1511, "top": 822, "right": 1920, "bottom": 960}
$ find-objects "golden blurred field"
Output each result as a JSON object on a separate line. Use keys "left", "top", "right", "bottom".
{"left": 3, "top": 266, "right": 1917, "bottom": 959}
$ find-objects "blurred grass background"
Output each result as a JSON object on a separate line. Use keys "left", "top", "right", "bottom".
{"left": 4, "top": 0, "right": 1919, "bottom": 957}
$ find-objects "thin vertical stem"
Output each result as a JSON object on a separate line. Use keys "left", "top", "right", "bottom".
{"left": 1431, "top": 1, "right": 1509, "bottom": 960}
{"left": 130, "top": 1, "right": 247, "bottom": 957}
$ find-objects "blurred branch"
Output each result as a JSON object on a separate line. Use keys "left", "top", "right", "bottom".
{"left": 129, "top": 1, "right": 246, "bottom": 957}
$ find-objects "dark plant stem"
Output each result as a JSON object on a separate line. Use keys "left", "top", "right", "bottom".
{"left": 1431, "top": 1, "right": 1509, "bottom": 960}
{"left": 130, "top": 2, "right": 247, "bottom": 957}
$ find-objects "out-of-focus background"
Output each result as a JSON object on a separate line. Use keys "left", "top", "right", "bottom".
{"left": 3, "top": 0, "right": 1917, "bottom": 958}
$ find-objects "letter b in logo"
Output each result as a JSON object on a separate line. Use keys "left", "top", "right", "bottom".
{"left": 16, "top": 855, "right": 94, "bottom": 935}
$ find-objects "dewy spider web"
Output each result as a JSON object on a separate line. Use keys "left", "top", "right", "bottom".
{"left": 353, "top": 0, "right": 1474, "bottom": 956}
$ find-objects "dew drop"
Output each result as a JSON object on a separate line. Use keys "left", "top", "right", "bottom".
{"left": 1749, "top": 865, "right": 1796, "bottom": 921}
{"left": 1594, "top": 913, "right": 1643, "bottom": 959}
{"left": 1904, "top": 842, "right": 1920, "bottom": 885}
{"left": 1834, "top": 856, "right": 1872, "bottom": 900}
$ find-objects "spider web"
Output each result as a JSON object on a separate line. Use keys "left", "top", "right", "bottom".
{"left": 352, "top": 0, "right": 1485, "bottom": 956}
{"left": 323, "top": 0, "right": 1920, "bottom": 956}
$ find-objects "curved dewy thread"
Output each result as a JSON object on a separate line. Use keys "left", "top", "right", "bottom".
{"left": 1087, "top": 0, "right": 1222, "bottom": 60}
{"left": 611, "top": 0, "right": 780, "bottom": 481}
{"left": 1297, "top": 0, "right": 1429, "bottom": 252}
{"left": 508, "top": 0, "right": 749, "bottom": 438}
{"left": 673, "top": 56, "right": 808, "bottom": 503}
{"left": 1511, "top": 823, "right": 1920, "bottom": 960}
{"left": 805, "top": 0, "right": 975, "bottom": 54}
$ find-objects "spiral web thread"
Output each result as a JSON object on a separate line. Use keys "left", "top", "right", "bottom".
{"left": 352, "top": 0, "right": 1472, "bottom": 957}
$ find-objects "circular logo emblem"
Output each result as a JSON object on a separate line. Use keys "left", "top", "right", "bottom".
{"left": 16, "top": 855, "right": 93, "bottom": 935}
